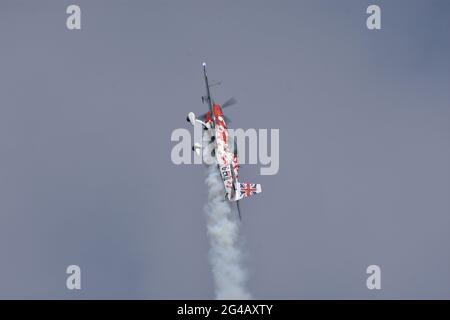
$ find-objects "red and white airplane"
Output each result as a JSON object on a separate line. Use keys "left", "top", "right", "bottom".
{"left": 187, "top": 63, "right": 262, "bottom": 219}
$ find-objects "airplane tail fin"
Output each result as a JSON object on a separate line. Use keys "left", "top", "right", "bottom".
{"left": 235, "top": 182, "right": 262, "bottom": 200}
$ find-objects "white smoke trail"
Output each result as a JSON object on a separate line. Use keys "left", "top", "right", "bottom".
{"left": 203, "top": 132, "right": 251, "bottom": 299}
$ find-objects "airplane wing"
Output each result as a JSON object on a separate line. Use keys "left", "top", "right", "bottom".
{"left": 232, "top": 137, "right": 240, "bottom": 178}
{"left": 230, "top": 139, "right": 241, "bottom": 220}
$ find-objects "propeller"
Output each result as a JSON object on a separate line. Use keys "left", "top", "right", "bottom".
{"left": 198, "top": 98, "right": 237, "bottom": 124}
{"left": 221, "top": 98, "right": 237, "bottom": 123}
{"left": 222, "top": 97, "right": 237, "bottom": 109}
{"left": 223, "top": 115, "right": 232, "bottom": 124}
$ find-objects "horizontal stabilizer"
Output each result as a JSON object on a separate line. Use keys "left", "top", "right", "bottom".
{"left": 235, "top": 182, "right": 262, "bottom": 200}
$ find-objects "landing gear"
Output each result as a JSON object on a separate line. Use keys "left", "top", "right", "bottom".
{"left": 192, "top": 142, "right": 202, "bottom": 156}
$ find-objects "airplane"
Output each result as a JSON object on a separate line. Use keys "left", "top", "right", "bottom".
{"left": 186, "top": 63, "right": 262, "bottom": 219}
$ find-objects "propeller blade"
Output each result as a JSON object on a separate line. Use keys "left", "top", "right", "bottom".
{"left": 224, "top": 115, "right": 232, "bottom": 124}
{"left": 222, "top": 97, "right": 237, "bottom": 109}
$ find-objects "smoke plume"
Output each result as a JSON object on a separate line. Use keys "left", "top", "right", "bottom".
{"left": 203, "top": 132, "right": 251, "bottom": 299}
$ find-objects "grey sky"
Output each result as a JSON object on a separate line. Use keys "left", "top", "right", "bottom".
{"left": 0, "top": 0, "right": 449, "bottom": 298}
